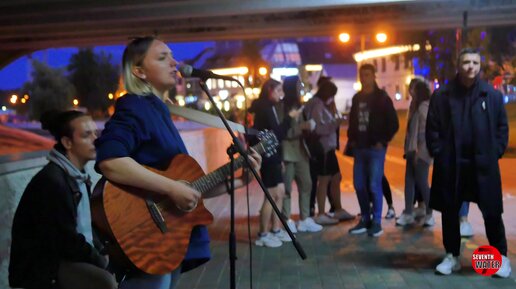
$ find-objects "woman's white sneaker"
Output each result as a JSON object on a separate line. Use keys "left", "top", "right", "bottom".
{"left": 255, "top": 233, "right": 282, "bottom": 248}
{"left": 395, "top": 213, "right": 415, "bottom": 226}
{"left": 286, "top": 219, "right": 298, "bottom": 233}
{"left": 314, "top": 214, "right": 338, "bottom": 225}
{"left": 272, "top": 229, "right": 292, "bottom": 242}
{"left": 423, "top": 214, "right": 435, "bottom": 227}
{"left": 460, "top": 220, "right": 474, "bottom": 237}
{"left": 297, "top": 217, "right": 323, "bottom": 232}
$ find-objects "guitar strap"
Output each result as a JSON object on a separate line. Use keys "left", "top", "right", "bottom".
{"left": 166, "top": 102, "right": 260, "bottom": 136}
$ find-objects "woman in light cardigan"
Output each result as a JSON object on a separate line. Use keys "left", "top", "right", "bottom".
{"left": 304, "top": 80, "right": 354, "bottom": 225}
{"left": 396, "top": 79, "right": 434, "bottom": 227}
{"left": 278, "top": 76, "right": 323, "bottom": 233}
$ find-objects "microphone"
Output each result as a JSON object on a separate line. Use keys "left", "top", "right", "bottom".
{"left": 178, "top": 64, "right": 238, "bottom": 82}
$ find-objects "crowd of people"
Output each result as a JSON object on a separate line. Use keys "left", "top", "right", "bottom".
{"left": 251, "top": 48, "right": 511, "bottom": 277}
{"left": 8, "top": 37, "right": 512, "bottom": 289}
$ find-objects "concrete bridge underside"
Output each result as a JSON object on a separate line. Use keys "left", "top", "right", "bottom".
{"left": 1, "top": 0, "right": 516, "bottom": 67}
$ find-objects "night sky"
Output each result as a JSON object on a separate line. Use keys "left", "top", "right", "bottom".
{"left": 0, "top": 41, "right": 215, "bottom": 90}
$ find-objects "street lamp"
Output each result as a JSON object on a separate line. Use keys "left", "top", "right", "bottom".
{"left": 338, "top": 32, "right": 350, "bottom": 43}
{"left": 376, "top": 33, "right": 388, "bottom": 43}
{"left": 338, "top": 32, "right": 390, "bottom": 88}
{"left": 10, "top": 94, "right": 18, "bottom": 104}
{"left": 338, "top": 32, "right": 390, "bottom": 57}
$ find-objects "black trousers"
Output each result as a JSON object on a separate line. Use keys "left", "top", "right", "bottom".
{"left": 442, "top": 202, "right": 507, "bottom": 256}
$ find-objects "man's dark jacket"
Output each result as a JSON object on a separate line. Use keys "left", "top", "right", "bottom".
{"left": 9, "top": 162, "right": 107, "bottom": 289}
{"left": 347, "top": 87, "right": 399, "bottom": 148}
{"left": 426, "top": 78, "right": 508, "bottom": 214}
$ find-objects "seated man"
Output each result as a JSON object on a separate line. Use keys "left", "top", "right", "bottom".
{"left": 9, "top": 110, "right": 117, "bottom": 289}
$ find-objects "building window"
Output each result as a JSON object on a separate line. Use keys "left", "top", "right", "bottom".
{"left": 404, "top": 55, "right": 410, "bottom": 69}
{"left": 381, "top": 58, "right": 386, "bottom": 72}
{"left": 394, "top": 55, "right": 400, "bottom": 71}
{"left": 373, "top": 59, "right": 378, "bottom": 70}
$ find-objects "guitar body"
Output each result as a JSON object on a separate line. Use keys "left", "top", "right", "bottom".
{"left": 91, "top": 154, "right": 214, "bottom": 275}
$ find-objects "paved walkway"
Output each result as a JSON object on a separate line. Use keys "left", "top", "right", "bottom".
{"left": 175, "top": 176, "right": 516, "bottom": 289}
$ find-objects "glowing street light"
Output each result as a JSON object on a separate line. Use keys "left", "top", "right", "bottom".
{"left": 258, "top": 67, "right": 268, "bottom": 76}
{"left": 338, "top": 32, "right": 389, "bottom": 53}
{"left": 73, "top": 99, "right": 79, "bottom": 106}
{"left": 376, "top": 33, "right": 388, "bottom": 43}
{"left": 338, "top": 32, "right": 350, "bottom": 43}
{"left": 108, "top": 93, "right": 114, "bottom": 100}
{"left": 10, "top": 94, "right": 18, "bottom": 104}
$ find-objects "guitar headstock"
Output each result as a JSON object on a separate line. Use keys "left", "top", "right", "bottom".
{"left": 256, "top": 130, "right": 279, "bottom": 158}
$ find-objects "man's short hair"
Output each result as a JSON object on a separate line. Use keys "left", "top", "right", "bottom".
{"left": 457, "top": 47, "right": 480, "bottom": 65}
{"left": 359, "top": 63, "right": 376, "bottom": 74}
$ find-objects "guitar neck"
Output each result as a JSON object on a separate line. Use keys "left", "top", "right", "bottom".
{"left": 191, "top": 143, "right": 265, "bottom": 195}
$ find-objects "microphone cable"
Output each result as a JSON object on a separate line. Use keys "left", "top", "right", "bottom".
{"left": 242, "top": 82, "right": 254, "bottom": 289}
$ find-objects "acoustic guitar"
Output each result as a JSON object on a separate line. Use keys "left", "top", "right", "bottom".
{"left": 91, "top": 131, "right": 278, "bottom": 275}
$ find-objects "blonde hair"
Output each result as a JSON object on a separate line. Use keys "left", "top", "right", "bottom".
{"left": 122, "top": 36, "right": 157, "bottom": 95}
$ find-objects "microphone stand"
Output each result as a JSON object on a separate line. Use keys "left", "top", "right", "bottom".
{"left": 197, "top": 80, "right": 306, "bottom": 289}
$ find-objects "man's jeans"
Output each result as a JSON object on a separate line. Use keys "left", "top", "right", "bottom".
{"left": 459, "top": 201, "right": 470, "bottom": 218}
{"left": 353, "top": 147, "right": 387, "bottom": 224}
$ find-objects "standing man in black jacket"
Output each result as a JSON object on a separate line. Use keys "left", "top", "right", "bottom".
{"left": 347, "top": 64, "right": 399, "bottom": 237}
{"left": 9, "top": 110, "right": 116, "bottom": 289}
{"left": 426, "top": 48, "right": 511, "bottom": 277}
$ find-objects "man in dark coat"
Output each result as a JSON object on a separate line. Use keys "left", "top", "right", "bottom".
{"left": 426, "top": 48, "right": 511, "bottom": 277}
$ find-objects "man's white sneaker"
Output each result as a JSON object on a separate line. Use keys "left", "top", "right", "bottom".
{"left": 286, "top": 219, "right": 298, "bottom": 233}
{"left": 314, "top": 214, "right": 338, "bottom": 225}
{"left": 297, "top": 217, "right": 323, "bottom": 232}
{"left": 460, "top": 220, "right": 474, "bottom": 237}
{"left": 423, "top": 214, "right": 435, "bottom": 227}
{"left": 435, "top": 254, "right": 461, "bottom": 275}
{"left": 495, "top": 255, "right": 512, "bottom": 278}
{"left": 395, "top": 213, "right": 415, "bottom": 226}
{"left": 272, "top": 229, "right": 292, "bottom": 242}
{"left": 255, "top": 233, "right": 282, "bottom": 248}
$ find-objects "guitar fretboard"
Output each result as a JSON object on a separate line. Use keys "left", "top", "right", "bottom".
{"left": 191, "top": 143, "right": 266, "bottom": 194}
